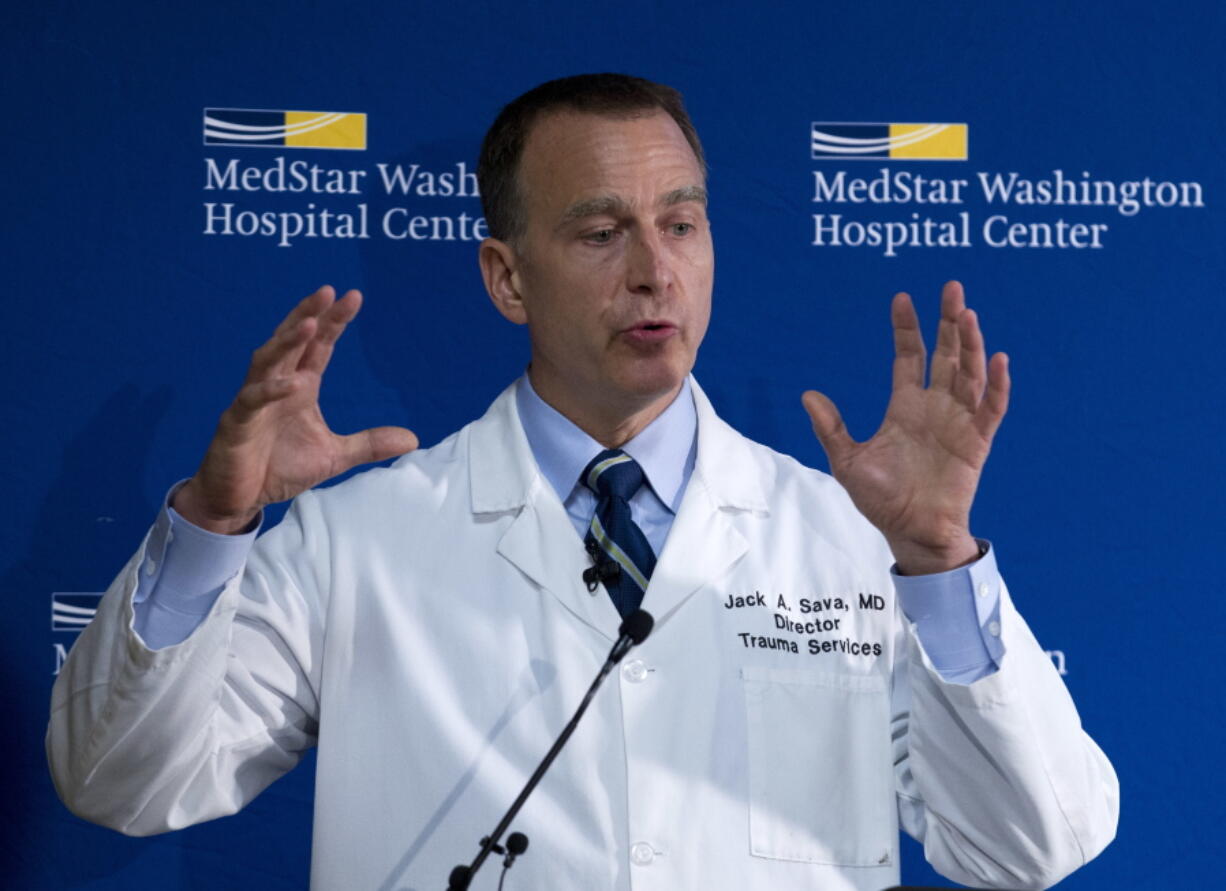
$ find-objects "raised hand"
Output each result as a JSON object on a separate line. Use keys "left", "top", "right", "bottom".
{"left": 173, "top": 286, "right": 418, "bottom": 534}
{"left": 802, "top": 281, "right": 1010, "bottom": 575}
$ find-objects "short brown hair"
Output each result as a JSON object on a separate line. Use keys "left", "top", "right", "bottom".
{"left": 477, "top": 73, "right": 707, "bottom": 242}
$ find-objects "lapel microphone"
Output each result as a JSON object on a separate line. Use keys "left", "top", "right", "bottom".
{"left": 582, "top": 538, "right": 621, "bottom": 591}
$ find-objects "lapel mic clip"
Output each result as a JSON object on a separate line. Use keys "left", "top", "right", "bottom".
{"left": 583, "top": 539, "right": 621, "bottom": 591}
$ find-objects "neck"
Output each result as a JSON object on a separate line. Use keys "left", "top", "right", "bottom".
{"left": 527, "top": 370, "right": 682, "bottom": 448}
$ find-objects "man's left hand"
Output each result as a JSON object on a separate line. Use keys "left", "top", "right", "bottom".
{"left": 802, "top": 281, "right": 1010, "bottom": 575}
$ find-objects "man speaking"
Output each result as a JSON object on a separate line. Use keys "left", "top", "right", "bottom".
{"left": 49, "top": 74, "right": 1117, "bottom": 890}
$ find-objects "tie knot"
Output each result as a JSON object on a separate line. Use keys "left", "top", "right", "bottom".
{"left": 582, "top": 449, "right": 645, "bottom": 501}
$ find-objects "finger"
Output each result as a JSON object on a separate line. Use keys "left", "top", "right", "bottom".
{"left": 953, "top": 307, "right": 988, "bottom": 408}
{"left": 299, "top": 289, "right": 363, "bottom": 375}
{"left": 246, "top": 286, "right": 338, "bottom": 379}
{"left": 973, "top": 352, "right": 1011, "bottom": 440}
{"left": 336, "top": 426, "right": 419, "bottom": 471}
{"left": 228, "top": 375, "right": 302, "bottom": 426}
{"left": 247, "top": 285, "right": 336, "bottom": 380}
{"left": 891, "top": 292, "right": 926, "bottom": 391}
{"left": 930, "top": 280, "right": 965, "bottom": 392}
{"left": 279, "top": 288, "right": 362, "bottom": 377}
{"left": 272, "top": 285, "right": 335, "bottom": 339}
{"left": 246, "top": 314, "right": 319, "bottom": 382}
{"left": 802, "top": 390, "right": 857, "bottom": 466}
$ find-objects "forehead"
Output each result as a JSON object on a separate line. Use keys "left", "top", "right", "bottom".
{"left": 517, "top": 110, "right": 705, "bottom": 220}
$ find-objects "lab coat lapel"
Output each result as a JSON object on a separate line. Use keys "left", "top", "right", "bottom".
{"left": 468, "top": 384, "right": 622, "bottom": 642}
{"left": 643, "top": 380, "right": 770, "bottom": 623}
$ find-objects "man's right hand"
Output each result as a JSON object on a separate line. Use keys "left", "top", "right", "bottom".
{"left": 173, "top": 286, "right": 419, "bottom": 534}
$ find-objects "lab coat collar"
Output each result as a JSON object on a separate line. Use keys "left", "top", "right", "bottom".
{"left": 467, "top": 381, "right": 540, "bottom": 514}
{"left": 467, "top": 377, "right": 770, "bottom": 638}
{"left": 688, "top": 377, "right": 771, "bottom": 515}
{"left": 642, "top": 377, "right": 768, "bottom": 623}
{"left": 469, "top": 384, "right": 623, "bottom": 638}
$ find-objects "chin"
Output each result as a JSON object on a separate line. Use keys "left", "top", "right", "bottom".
{"left": 612, "top": 362, "right": 688, "bottom": 404}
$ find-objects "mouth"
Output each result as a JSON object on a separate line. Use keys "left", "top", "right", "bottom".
{"left": 621, "top": 320, "right": 679, "bottom": 344}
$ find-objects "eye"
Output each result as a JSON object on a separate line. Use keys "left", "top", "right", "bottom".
{"left": 584, "top": 228, "right": 615, "bottom": 245}
{"left": 670, "top": 222, "right": 695, "bottom": 236}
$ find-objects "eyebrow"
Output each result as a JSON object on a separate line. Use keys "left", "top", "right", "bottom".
{"left": 557, "top": 185, "right": 708, "bottom": 227}
{"left": 661, "top": 185, "right": 708, "bottom": 208}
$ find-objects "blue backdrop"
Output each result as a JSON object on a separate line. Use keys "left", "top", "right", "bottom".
{"left": 7, "top": 0, "right": 1223, "bottom": 887}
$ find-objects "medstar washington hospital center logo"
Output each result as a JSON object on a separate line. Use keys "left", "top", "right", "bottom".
{"left": 806, "top": 116, "right": 1204, "bottom": 255}
{"left": 811, "top": 122, "right": 968, "bottom": 160}
{"left": 198, "top": 103, "right": 488, "bottom": 247}
{"left": 204, "top": 108, "right": 367, "bottom": 150}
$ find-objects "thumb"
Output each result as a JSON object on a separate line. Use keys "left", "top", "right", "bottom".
{"left": 801, "top": 390, "right": 856, "bottom": 464}
{"left": 338, "top": 426, "right": 419, "bottom": 471}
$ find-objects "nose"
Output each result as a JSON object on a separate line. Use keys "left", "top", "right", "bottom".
{"left": 626, "top": 229, "right": 673, "bottom": 295}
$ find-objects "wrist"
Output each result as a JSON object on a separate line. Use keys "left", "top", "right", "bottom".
{"left": 172, "top": 480, "right": 260, "bottom": 536}
{"left": 889, "top": 533, "right": 981, "bottom": 576}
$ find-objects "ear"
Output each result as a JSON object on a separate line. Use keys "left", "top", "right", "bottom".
{"left": 479, "top": 237, "right": 528, "bottom": 325}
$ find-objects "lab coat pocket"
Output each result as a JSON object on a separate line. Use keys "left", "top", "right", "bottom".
{"left": 741, "top": 666, "right": 893, "bottom": 866}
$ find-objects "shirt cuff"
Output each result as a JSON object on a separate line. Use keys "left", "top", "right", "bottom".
{"left": 891, "top": 539, "right": 1004, "bottom": 685}
{"left": 132, "top": 482, "right": 260, "bottom": 649}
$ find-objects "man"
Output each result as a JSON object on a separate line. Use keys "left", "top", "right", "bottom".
{"left": 49, "top": 75, "right": 1117, "bottom": 890}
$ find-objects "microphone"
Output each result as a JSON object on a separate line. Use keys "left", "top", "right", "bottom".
{"left": 609, "top": 609, "right": 653, "bottom": 663}
{"left": 582, "top": 539, "right": 621, "bottom": 592}
{"left": 446, "top": 611, "right": 654, "bottom": 888}
{"left": 503, "top": 832, "right": 528, "bottom": 867}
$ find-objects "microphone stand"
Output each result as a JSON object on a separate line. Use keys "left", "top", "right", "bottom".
{"left": 446, "top": 611, "right": 653, "bottom": 890}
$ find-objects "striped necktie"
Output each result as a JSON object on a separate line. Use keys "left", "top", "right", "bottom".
{"left": 581, "top": 449, "right": 657, "bottom": 617}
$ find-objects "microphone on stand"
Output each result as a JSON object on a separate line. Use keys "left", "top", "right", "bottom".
{"left": 502, "top": 832, "right": 528, "bottom": 868}
{"left": 446, "top": 610, "right": 654, "bottom": 890}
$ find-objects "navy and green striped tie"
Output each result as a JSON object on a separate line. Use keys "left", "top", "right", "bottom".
{"left": 581, "top": 449, "right": 657, "bottom": 617}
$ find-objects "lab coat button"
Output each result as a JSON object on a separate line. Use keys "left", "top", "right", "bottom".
{"left": 630, "top": 842, "right": 654, "bottom": 865}
{"left": 622, "top": 659, "right": 648, "bottom": 683}
{"left": 988, "top": 620, "right": 1002, "bottom": 637}
{"left": 144, "top": 560, "right": 156, "bottom": 576}
{"left": 977, "top": 581, "right": 990, "bottom": 598}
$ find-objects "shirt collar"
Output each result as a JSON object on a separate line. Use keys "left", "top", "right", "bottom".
{"left": 515, "top": 375, "right": 697, "bottom": 513}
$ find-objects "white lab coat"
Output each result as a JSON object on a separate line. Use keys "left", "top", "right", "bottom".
{"left": 48, "top": 380, "right": 1118, "bottom": 890}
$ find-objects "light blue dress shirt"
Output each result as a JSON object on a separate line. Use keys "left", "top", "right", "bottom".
{"left": 516, "top": 374, "right": 697, "bottom": 556}
{"left": 134, "top": 375, "right": 1002, "bottom": 683}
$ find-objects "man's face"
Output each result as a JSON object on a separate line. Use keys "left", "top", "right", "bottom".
{"left": 494, "top": 109, "right": 713, "bottom": 424}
